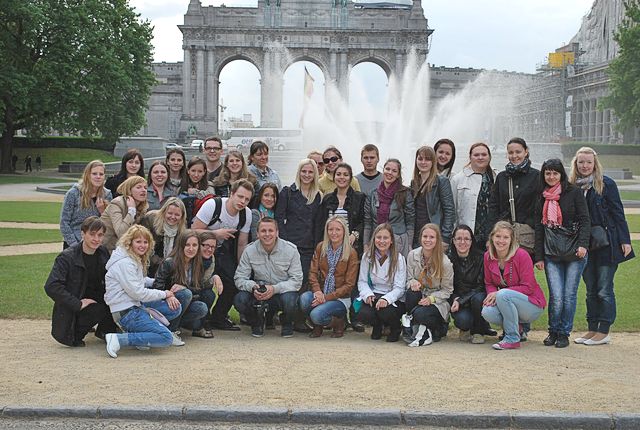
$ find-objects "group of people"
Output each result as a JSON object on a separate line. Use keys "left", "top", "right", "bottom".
{"left": 46, "top": 136, "right": 634, "bottom": 357}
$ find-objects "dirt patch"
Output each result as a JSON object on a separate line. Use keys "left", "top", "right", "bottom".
{"left": 1, "top": 320, "right": 639, "bottom": 414}
{"left": 0, "top": 243, "right": 61, "bottom": 256}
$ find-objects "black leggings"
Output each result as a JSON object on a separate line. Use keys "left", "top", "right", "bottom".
{"left": 356, "top": 294, "right": 405, "bottom": 330}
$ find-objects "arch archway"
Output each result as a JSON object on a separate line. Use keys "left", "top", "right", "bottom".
{"left": 282, "top": 61, "right": 327, "bottom": 129}
{"left": 218, "top": 59, "right": 261, "bottom": 130}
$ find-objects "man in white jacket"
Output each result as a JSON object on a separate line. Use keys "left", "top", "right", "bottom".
{"left": 234, "top": 217, "right": 303, "bottom": 338}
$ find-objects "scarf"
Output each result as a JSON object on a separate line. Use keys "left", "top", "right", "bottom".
{"left": 163, "top": 224, "right": 179, "bottom": 257}
{"left": 417, "top": 252, "right": 433, "bottom": 291}
{"left": 505, "top": 158, "right": 531, "bottom": 176}
{"left": 376, "top": 180, "right": 400, "bottom": 224}
{"left": 258, "top": 204, "right": 274, "bottom": 218}
{"left": 542, "top": 183, "right": 563, "bottom": 226}
{"left": 323, "top": 245, "right": 342, "bottom": 295}
{"left": 575, "top": 174, "right": 594, "bottom": 191}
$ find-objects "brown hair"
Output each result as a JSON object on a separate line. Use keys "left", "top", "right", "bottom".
{"left": 168, "top": 230, "right": 204, "bottom": 291}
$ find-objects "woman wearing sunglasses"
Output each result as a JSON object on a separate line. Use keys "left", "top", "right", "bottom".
{"left": 318, "top": 147, "right": 361, "bottom": 194}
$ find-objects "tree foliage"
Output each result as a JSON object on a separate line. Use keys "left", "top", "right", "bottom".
{"left": 0, "top": 0, "right": 155, "bottom": 172}
{"left": 601, "top": 0, "right": 640, "bottom": 132}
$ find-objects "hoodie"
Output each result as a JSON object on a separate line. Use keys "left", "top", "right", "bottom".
{"left": 104, "top": 246, "right": 168, "bottom": 313}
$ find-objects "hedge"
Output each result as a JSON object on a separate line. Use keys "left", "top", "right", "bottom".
{"left": 561, "top": 142, "right": 640, "bottom": 158}
{"left": 12, "top": 136, "right": 115, "bottom": 151}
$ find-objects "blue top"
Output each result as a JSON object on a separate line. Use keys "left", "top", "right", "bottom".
{"left": 248, "top": 164, "right": 282, "bottom": 191}
{"left": 60, "top": 184, "right": 113, "bottom": 245}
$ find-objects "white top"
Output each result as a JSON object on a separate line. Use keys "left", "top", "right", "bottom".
{"left": 195, "top": 198, "right": 252, "bottom": 246}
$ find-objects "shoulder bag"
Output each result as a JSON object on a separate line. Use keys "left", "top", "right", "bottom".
{"left": 508, "top": 177, "right": 535, "bottom": 252}
{"left": 544, "top": 223, "right": 580, "bottom": 262}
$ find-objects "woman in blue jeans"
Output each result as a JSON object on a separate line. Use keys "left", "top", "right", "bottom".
{"left": 569, "top": 147, "right": 634, "bottom": 345}
{"left": 198, "top": 231, "right": 224, "bottom": 330}
{"left": 534, "top": 159, "right": 590, "bottom": 348}
{"left": 300, "top": 216, "right": 359, "bottom": 338}
{"left": 104, "top": 225, "right": 182, "bottom": 358}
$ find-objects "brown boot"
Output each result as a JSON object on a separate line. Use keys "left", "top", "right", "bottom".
{"left": 330, "top": 317, "right": 345, "bottom": 338}
{"left": 309, "top": 325, "right": 323, "bottom": 338}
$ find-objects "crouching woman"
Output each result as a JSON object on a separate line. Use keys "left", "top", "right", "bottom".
{"left": 482, "top": 221, "right": 547, "bottom": 350}
{"left": 104, "top": 225, "right": 182, "bottom": 358}
{"left": 300, "top": 216, "right": 359, "bottom": 338}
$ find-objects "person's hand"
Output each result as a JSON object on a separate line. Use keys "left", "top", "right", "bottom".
{"left": 126, "top": 196, "right": 136, "bottom": 208}
{"left": 311, "top": 291, "right": 325, "bottom": 307}
{"left": 365, "top": 295, "right": 375, "bottom": 306}
{"left": 170, "top": 284, "right": 186, "bottom": 293}
{"left": 483, "top": 292, "right": 497, "bottom": 306}
{"left": 95, "top": 197, "right": 106, "bottom": 214}
{"left": 213, "top": 228, "right": 237, "bottom": 241}
{"left": 409, "top": 279, "right": 422, "bottom": 292}
{"left": 254, "top": 284, "right": 275, "bottom": 301}
{"left": 451, "top": 299, "right": 459, "bottom": 313}
{"left": 213, "top": 275, "right": 223, "bottom": 295}
{"left": 188, "top": 187, "right": 197, "bottom": 195}
{"left": 80, "top": 298, "right": 97, "bottom": 309}
{"left": 622, "top": 244, "right": 632, "bottom": 257}
{"left": 576, "top": 247, "right": 588, "bottom": 259}
{"left": 166, "top": 296, "right": 180, "bottom": 311}
{"left": 375, "top": 298, "right": 388, "bottom": 310}
{"left": 418, "top": 296, "right": 432, "bottom": 306}
{"left": 535, "top": 261, "right": 545, "bottom": 271}
{"left": 349, "top": 233, "right": 356, "bottom": 246}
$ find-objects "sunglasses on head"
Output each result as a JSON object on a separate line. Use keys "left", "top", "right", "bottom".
{"left": 323, "top": 156, "right": 339, "bottom": 164}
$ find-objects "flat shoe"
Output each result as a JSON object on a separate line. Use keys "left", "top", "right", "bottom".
{"left": 583, "top": 335, "right": 611, "bottom": 345}
{"left": 574, "top": 337, "right": 590, "bottom": 344}
{"left": 192, "top": 328, "right": 214, "bottom": 338}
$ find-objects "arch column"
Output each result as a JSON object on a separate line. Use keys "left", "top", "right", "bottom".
{"left": 260, "top": 47, "right": 284, "bottom": 127}
{"left": 336, "top": 50, "right": 349, "bottom": 102}
{"left": 206, "top": 47, "right": 218, "bottom": 129}
{"left": 196, "top": 48, "right": 205, "bottom": 117}
{"left": 182, "top": 47, "right": 193, "bottom": 117}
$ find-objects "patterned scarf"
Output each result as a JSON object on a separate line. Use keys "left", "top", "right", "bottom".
{"left": 542, "top": 183, "right": 563, "bottom": 226}
{"left": 376, "top": 179, "right": 400, "bottom": 224}
{"left": 323, "top": 245, "right": 343, "bottom": 295}
{"left": 505, "top": 158, "right": 531, "bottom": 177}
{"left": 417, "top": 252, "right": 433, "bottom": 291}
{"left": 575, "top": 175, "right": 594, "bottom": 191}
{"left": 163, "top": 224, "right": 179, "bottom": 257}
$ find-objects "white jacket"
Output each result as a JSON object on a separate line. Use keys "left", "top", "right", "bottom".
{"left": 450, "top": 166, "right": 496, "bottom": 231}
{"left": 357, "top": 252, "right": 407, "bottom": 305}
{"left": 104, "top": 246, "right": 168, "bottom": 313}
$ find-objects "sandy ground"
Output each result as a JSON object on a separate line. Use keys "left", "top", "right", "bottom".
{"left": 1, "top": 320, "right": 639, "bottom": 414}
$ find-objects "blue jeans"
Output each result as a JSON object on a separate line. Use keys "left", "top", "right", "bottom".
{"left": 234, "top": 290, "right": 299, "bottom": 326}
{"left": 451, "top": 291, "right": 491, "bottom": 335}
{"left": 582, "top": 261, "right": 618, "bottom": 334}
{"left": 545, "top": 256, "right": 588, "bottom": 336}
{"left": 299, "top": 291, "right": 347, "bottom": 326}
{"left": 482, "top": 289, "right": 544, "bottom": 343}
{"left": 116, "top": 304, "right": 181, "bottom": 348}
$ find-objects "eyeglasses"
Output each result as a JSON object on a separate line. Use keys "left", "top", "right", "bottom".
{"left": 323, "top": 156, "right": 339, "bottom": 164}
{"left": 453, "top": 238, "right": 472, "bottom": 243}
{"left": 205, "top": 147, "right": 222, "bottom": 152}
{"left": 202, "top": 244, "right": 216, "bottom": 249}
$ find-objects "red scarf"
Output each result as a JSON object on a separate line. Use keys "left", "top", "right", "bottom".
{"left": 377, "top": 180, "right": 400, "bottom": 224}
{"left": 542, "top": 183, "right": 562, "bottom": 226}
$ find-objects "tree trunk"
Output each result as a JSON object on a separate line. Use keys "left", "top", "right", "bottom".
{"left": 0, "top": 127, "right": 15, "bottom": 174}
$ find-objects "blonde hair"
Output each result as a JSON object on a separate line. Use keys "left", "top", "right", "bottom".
{"left": 411, "top": 146, "right": 438, "bottom": 196}
{"left": 569, "top": 146, "right": 604, "bottom": 195}
{"left": 151, "top": 197, "right": 187, "bottom": 235}
{"left": 79, "top": 160, "right": 107, "bottom": 209}
{"left": 418, "top": 223, "right": 445, "bottom": 281}
{"left": 117, "top": 176, "right": 149, "bottom": 214}
{"left": 488, "top": 221, "right": 519, "bottom": 261}
{"left": 117, "top": 225, "right": 155, "bottom": 274}
{"left": 211, "top": 150, "right": 257, "bottom": 187}
{"left": 366, "top": 223, "right": 400, "bottom": 281}
{"left": 295, "top": 158, "right": 321, "bottom": 204}
{"left": 320, "top": 216, "right": 352, "bottom": 262}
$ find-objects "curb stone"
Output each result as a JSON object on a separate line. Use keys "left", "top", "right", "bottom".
{"left": 404, "top": 411, "right": 511, "bottom": 429}
{"left": 613, "top": 413, "right": 640, "bottom": 430}
{"left": 2, "top": 406, "right": 98, "bottom": 419}
{"left": 98, "top": 406, "right": 183, "bottom": 420}
{"left": 184, "top": 406, "right": 289, "bottom": 423}
{"left": 290, "top": 408, "right": 402, "bottom": 425}
{"left": 510, "top": 412, "right": 613, "bottom": 429}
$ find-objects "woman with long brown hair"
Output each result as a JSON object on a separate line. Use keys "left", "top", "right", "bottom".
{"left": 210, "top": 150, "right": 257, "bottom": 198}
{"left": 105, "top": 149, "right": 145, "bottom": 198}
{"left": 101, "top": 176, "right": 149, "bottom": 251}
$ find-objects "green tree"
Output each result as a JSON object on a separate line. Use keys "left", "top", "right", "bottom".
{"left": 0, "top": 0, "right": 155, "bottom": 173}
{"left": 601, "top": 0, "right": 640, "bottom": 136}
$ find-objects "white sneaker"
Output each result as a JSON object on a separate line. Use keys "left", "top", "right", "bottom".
{"left": 408, "top": 326, "right": 432, "bottom": 347}
{"left": 105, "top": 333, "right": 120, "bottom": 358}
{"left": 172, "top": 331, "right": 185, "bottom": 346}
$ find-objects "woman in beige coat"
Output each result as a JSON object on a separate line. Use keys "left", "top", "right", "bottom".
{"left": 101, "top": 176, "right": 149, "bottom": 251}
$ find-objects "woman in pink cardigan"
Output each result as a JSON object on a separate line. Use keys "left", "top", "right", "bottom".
{"left": 482, "top": 221, "right": 547, "bottom": 350}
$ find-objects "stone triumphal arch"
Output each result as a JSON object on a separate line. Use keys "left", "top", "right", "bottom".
{"left": 179, "top": 0, "right": 430, "bottom": 136}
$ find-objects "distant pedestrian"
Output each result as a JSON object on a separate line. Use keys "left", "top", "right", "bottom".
{"left": 11, "top": 154, "right": 18, "bottom": 172}
{"left": 35, "top": 154, "right": 42, "bottom": 171}
{"left": 24, "top": 155, "right": 32, "bottom": 173}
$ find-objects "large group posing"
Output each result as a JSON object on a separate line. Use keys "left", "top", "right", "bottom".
{"left": 45, "top": 136, "right": 634, "bottom": 358}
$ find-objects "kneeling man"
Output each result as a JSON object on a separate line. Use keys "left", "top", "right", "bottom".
{"left": 234, "top": 217, "right": 302, "bottom": 338}
{"left": 44, "top": 217, "right": 117, "bottom": 346}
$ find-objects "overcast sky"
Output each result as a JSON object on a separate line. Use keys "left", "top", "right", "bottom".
{"left": 130, "top": 0, "right": 596, "bottom": 126}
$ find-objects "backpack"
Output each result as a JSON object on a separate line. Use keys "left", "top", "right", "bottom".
{"left": 203, "top": 196, "right": 247, "bottom": 231}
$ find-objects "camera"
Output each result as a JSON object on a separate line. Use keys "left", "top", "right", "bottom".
{"left": 255, "top": 282, "right": 268, "bottom": 294}
{"left": 253, "top": 282, "right": 269, "bottom": 329}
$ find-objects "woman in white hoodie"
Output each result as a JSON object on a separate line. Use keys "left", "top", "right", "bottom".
{"left": 104, "top": 225, "right": 182, "bottom": 358}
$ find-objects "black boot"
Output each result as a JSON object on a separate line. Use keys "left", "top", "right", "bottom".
{"left": 371, "top": 321, "right": 383, "bottom": 340}
{"left": 543, "top": 332, "right": 558, "bottom": 346}
{"left": 555, "top": 334, "right": 570, "bottom": 348}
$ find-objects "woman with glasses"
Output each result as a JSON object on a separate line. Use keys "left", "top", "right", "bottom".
{"left": 198, "top": 231, "right": 224, "bottom": 331}
{"left": 318, "top": 147, "right": 361, "bottom": 194}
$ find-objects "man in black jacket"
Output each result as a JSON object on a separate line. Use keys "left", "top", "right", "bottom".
{"left": 44, "top": 217, "right": 117, "bottom": 347}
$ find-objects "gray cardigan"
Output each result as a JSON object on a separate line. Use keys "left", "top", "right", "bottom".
{"left": 364, "top": 186, "right": 415, "bottom": 244}
{"left": 60, "top": 184, "right": 112, "bottom": 245}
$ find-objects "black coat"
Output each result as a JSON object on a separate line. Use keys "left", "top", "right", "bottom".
{"left": 43, "top": 242, "right": 110, "bottom": 346}
{"left": 275, "top": 184, "right": 322, "bottom": 251}
{"left": 488, "top": 165, "right": 540, "bottom": 229}
{"left": 447, "top": 249, "right": 485, "bottom": 304}
{"left": 315, "top": 187, "right": 366, "bottom": 257}
{"left": 534, "top": 184, "right": 591, "bottom": 263}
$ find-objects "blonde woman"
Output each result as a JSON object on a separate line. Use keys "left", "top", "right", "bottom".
{"left": 300, "top": 216, "right": 359, "bottom": 338}
{"left": 482, "top": 221, "right": 546, "bottom": 350}
{"left": 141, "top": 197, "right": 187, "bottom": 277}
{"left": 101, "top": 176, "right": 149, "bottom": 251}
{"left": 104, "top": 225, "right": 182, "bottom": 358}
{"left": 60, "top": 160, "right": 112, "bottom": 248}
{"left": 403, "top": 224, "right": 454, "bottom": 347}
{"left": 569, "top": 147, "right": 634, "bottom": 345}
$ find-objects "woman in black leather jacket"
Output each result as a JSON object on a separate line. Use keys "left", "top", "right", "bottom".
{"left": 447, "top": 225, "right": 495, "bottom": 344}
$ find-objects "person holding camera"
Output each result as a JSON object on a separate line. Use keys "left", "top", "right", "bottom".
{"left": 233, "top": 217, "right": 303, "bottom": 338}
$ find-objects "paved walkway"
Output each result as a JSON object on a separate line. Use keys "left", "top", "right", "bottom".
{"left": 0, "top": 222, "right": 59, "bottom": 229}
{"left": 0, "top": 242, "right": 61, "bottom": 256}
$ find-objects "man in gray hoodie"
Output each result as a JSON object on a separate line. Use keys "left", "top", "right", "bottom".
{"left": 234, "top": 217, "right": 303, "bottom": 338}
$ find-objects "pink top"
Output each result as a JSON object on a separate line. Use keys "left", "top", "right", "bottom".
{"left": 484, "top": 248, "right": 547, "bottom": 309}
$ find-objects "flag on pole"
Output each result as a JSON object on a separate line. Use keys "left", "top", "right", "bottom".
{"left": 299, "top": 66, "right": 315, "bottom": 128}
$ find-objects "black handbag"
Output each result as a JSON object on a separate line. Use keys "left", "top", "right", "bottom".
{"left": 544, "top": 224, "right": 580, "bottom": 262}
{"left": 589, "top": 225, "right": 610, "bottom": 251}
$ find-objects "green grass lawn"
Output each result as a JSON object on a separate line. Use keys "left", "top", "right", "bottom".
{"left": 0, "top": 201, "right": 62, "bottom": 223}
{"left": 0, "top": 175, "right": 76, "bottom": 185}
{"left": 2, "top": 243, "right": 640, "bottom": 331}
{"left": 620, "top": 190, "right": 640, "bottom": 201}
{"left": 0, "top": 228, "right": 62, "bottom": 246}
{"left": 13, "top": 148, "right": 119, "bottom": 170}
{"left": 626, "top": 214, "right": 640, "bottom": 234}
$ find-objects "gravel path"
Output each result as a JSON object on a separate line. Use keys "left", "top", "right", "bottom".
{"left": 0, "top": 243, "right": 61, "bottom": 256}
